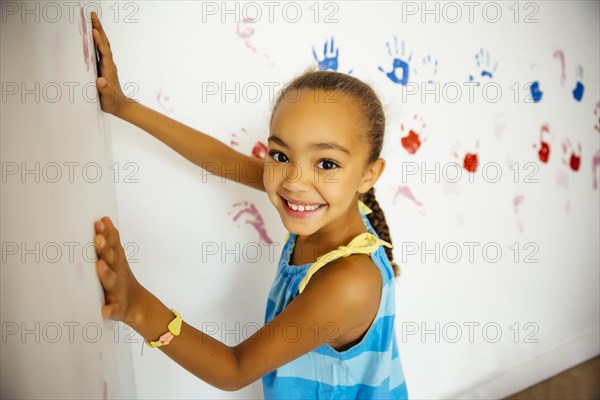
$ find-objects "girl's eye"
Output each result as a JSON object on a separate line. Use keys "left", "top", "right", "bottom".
{"left": 268, "top": 150, "right": 288, "bottom": 163}
{"left": 317, "top": 159, "right": 339, "bottom": 170}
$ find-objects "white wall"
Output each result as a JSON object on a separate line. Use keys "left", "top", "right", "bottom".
{"left": 2, "top": 1, "right": 598, "bottom": 399}
{"left": 1, "top": 1, "right": 136, "bottom": 398}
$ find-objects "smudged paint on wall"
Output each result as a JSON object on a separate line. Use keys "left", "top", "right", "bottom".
{"left": 156, "top": 87, "right": 174, "bottom": 114}
{"left": 592, "top": 150, "right": 600, "bottom": 190}
{"left": 555, "top": 169, "right": 570, "bottom": 214}
{"left": 594, "top": 102, "right": 600, "bottom": 132}
{"left": 228, "top": 201, "right": 273, "bottom": 244}
{"left": 236, "top": 18, "right": 274, "bottom": 67}
{"left": 494, "top": 112, "right": 506, "bottom": 141}
{"left": 78, "top": 5, "right": 95, "bottom": 72}
{"left": 392, "top": 185, "right": 423, "bottom": 207}
{"left": 553, "top": 50, "right": 566, "bottom": 86}
{"left": 513, "top": 195, "right": 525, "bottom": 232}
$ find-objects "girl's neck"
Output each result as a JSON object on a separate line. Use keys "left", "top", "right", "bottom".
{"left": 292, "top": 205, "right": 368, "bottom": 264}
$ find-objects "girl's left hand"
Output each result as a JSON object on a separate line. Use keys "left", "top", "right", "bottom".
{"left": 94, "top": 216, "right": 143, "bottom": 324}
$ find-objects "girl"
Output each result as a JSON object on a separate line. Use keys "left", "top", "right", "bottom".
{"left": 91, "top": 12, "right": 408, "bottom": 399}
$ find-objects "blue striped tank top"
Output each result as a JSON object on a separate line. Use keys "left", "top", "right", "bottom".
{"left": 262, "top": 200, "right": 409, "bottom": 399}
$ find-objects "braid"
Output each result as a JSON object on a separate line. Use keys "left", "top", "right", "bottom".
{"left": 360, "top": 187, "right": 400, "bottom": 277}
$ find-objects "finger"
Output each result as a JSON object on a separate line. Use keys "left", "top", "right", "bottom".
{"left": 100, "top": 216, "right": 121, "bottom": 245}
{"left": 95, "top": 219, "right": 105, "bottom": 234}
{"left": 101, "top": 303, "right": 121, "bottom": 320}
{"left": 99, "top": 216, "right": 126, "bottom": 265}
{"left": 96, "top": 77, "right": 115, "bottom": 97}
{"left": 100, "top": 216, "right": 118, "bottom": 233}
{"left": 100, "top": 243, "right": 118, "bottom": 266}
{"left": 94, "top": 233, "right": 106, "bottom": 256}
{"left": 92, "top": 28, "right": 112, "bottom": 62}
{"left": 96, "top": 259, "right": 117, "bottom": 291}
{"left": 91, "top": 11, "right": 111, "bottom": 48}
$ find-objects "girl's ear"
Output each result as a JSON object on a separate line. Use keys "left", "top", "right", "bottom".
{"left": 358, "top": 157, "right": 386, "bottom": 194}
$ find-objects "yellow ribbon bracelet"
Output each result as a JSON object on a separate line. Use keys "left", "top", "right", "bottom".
{"left": 147, "top": 309, "right": 183, "bottom": 348}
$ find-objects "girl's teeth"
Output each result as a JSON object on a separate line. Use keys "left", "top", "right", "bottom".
{"left": 286, "top": 200, "right": 321, "bottom": 212}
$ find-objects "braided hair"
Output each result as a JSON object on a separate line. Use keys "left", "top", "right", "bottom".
{"left": 270, "top": 68, "right": 400, "bottom": 278}
{"left": 359, "top": 187, "right": 400, "bottom": 277}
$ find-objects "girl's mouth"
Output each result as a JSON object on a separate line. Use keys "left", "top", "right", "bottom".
{"left": 280, "top": 196, "right": 326, "bottom": 219}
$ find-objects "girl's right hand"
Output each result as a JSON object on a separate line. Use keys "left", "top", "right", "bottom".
{"left": 94, "top": 216, "right": 143, "bottom": 324}
{"left": 91, "top": 11, "right": 129, "bottom": 116}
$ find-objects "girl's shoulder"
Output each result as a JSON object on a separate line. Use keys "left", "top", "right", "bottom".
{"left": 302, "top": 252, "right": 382, "bottom": 298}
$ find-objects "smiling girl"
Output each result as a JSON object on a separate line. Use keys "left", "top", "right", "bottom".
{"left": 91, "top": 11, "right": 408, "bottom": 399}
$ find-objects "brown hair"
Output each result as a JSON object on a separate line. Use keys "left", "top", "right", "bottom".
{"left": 270, "top": 68, "right": 400, "bottom": 278}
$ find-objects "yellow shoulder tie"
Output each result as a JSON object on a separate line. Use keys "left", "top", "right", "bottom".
{"left": 358, "top": 199, "right": 373, "bottom": 215}
{"left": 297, "top": 232, "right": 392, "bottom": 294}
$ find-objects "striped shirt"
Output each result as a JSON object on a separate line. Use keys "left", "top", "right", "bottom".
{"left": 262, "top": 201, "right": 409, "bottom": 399}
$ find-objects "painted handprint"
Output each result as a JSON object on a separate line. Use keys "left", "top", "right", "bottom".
{"left": 525, "top": 62, "right": 543, "bottom": 103}
{"left": 312, "top": 37, "right": 353, "bottom": 74}
{"left": 572, "top": 65, "right": 584, "bottom": 102}
{"left": 561, "top": 138, "right": 582, "bottom": 172}
{"left": 452, "top": 140, "right": 480, "bottom": 173}
{"left": 230, "top": 128, "right": 267, "bottom": 160}
{"left": 533, "top": 124, "right": 552, "bottom": 163}
{"left": 236, "top": 17, "right": 274, "bottom": 67}
{"left": 399, "top": 114, "right": 429, "bottom": 154}
{"left": 468, "top": 48, "right": 497, "bottom": 84}
{"left": 417, "top": 54, "right": 438, "bottom": 84}
{"left": 236, "top": 17, "right": 257, "bottom": 53}
{"left": 378, "top": 36, "right": 413, "bottom": 86}
{"left": 228, "top": 201, "right": 273, "bottom": 244}
{"left": 529, "top": 80, "right": 543, "bottom": 103}
{"left": 553, "top": 50, "right": 566, "bottom": 86}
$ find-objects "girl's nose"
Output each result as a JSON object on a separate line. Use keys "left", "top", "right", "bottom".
{"left": 281, "top": 162, "right": 311, "bottom": 192}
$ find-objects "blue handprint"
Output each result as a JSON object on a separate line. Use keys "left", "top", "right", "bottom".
{"left": 312, "top": 37, "right": 338, "bottom": 71}
{"left": 312, "top": 37, "right": 353, "bottom": 74}
{"left": 526, "top": 62, "right": 543, "bottom": 103}
{"left": 418, "top": 54, "right": 438, "bottom": 84}
{"left": 468, "top": 48, "right": 498, "bottom": 84}
{"left": 572, "top": 65, "right": 584, "bottom": 101}
{"left": 378, "top": 35, "right": 412, "bottom": 86}
{"left": 529, "top": 81, "right": 543, "bottom": 102}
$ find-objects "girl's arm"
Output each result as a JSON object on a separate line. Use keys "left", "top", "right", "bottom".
{"left": 115, "top": 101, "right": 266, "bottom": 192}
{"left": 94, "top": 216, "right": 381, "bottom": 391}
{"left": 91, "top": 12, "right": 265, "bottom": 193}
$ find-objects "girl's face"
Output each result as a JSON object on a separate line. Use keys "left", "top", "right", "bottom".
{"left": 264, "top": 88, "right": 383, "bottom": 238}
